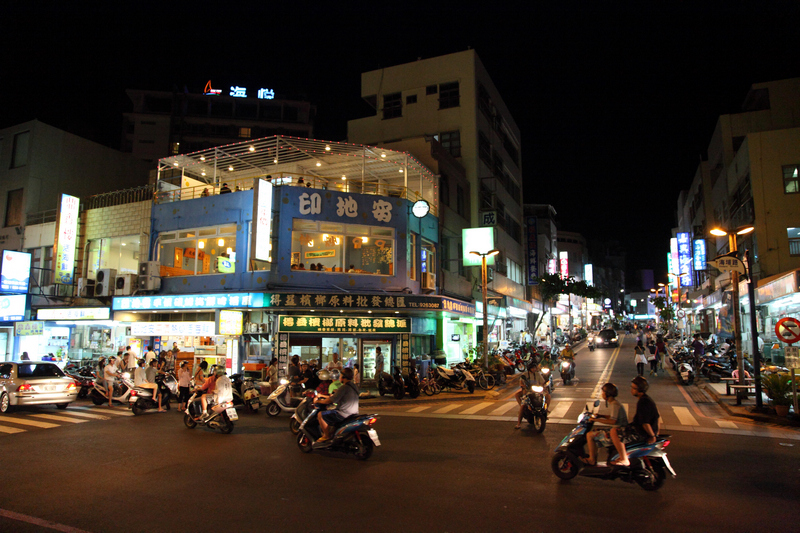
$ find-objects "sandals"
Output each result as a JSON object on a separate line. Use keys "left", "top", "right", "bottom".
{"left": 514, "top": 425, "right": 521, "bottom": 430}
{"left": 609, "top": 459, "right": 630, "bottom": 466}
{"left": 580, "top": 457, "right": 596, "bottom": 466}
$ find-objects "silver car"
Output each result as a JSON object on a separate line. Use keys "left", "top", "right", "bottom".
{"left": 0, "top": 361, "right": 78, "bottom": 413}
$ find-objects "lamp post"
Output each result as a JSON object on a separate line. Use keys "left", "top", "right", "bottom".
{"left": 470, "top": 249, "right": 500, "bottom": 368}
{"left": 666, "top": 273, "right": 689, "bottom": 342}
{"left": 710, "top": 225, "right": 755, "bottom": 395}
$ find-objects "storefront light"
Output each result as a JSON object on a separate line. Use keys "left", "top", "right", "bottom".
{"left": 362, "top": 237, "right": 368, "bottom": 243}
{"left": 218, "top": 239, "right": 224, "bottom": 246}
{"left": 199, "top": 241, "right": 205, "bottom": 249}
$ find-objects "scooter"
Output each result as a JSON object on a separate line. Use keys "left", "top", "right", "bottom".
{"left": 295, "top": 394, "right": 381, "bottom": 460}
{"left": 551, "top": 401, "right": 676, "bottom": 491}
{"left": 289, "top": 388, "right": 320, "bottom": 434}
{"left": 519, "top": 376, "right": 549, "bottom": 433}
{"left": 559, "top": 357, "right": 575, "bottom": 385}
{"left": 404, "top": 364, "right": 421, "bottom": 398}
{"left": 539, "top": 366, "right": 554, "bottom": 394}
{"left": 434, "top": 363, "right": 476, "bottom": 393}
{"left": 378, "top": 367, "right": 405, "bottom": 399}
{"left": 67, "top": 366, "right": 96, "bottom": 399}
{"left": 183, "top": 390, "right": 237, "bottom": 434}
{"left": 265, "top": 379, "right": 304, "bottom": 417}
{"left": 231, "top": 374, "right": 261, "bottom": 413}
{"left": 89, "top": 372, "right": 134, "bottom": 406}
{"left": 587, "top": 335, "right": 596, "bottom": 351}
{"left": 129, "top": 373, "right": 179, "bottom": 415}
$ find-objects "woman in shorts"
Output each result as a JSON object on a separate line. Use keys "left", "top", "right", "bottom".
{"left": 582, "top": 383, "right": 627, "bottom": 466}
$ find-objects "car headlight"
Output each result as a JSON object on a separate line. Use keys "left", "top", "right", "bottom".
{"left": 531, "top": 385, "right": 544, "bottom": 393}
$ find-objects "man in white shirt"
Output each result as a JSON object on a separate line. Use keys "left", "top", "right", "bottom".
{"left": 103, "top": 357, "right": 119, "bottom": 407}
{"left": 145, "top": 346, "right": 156, "bottom": 366}
{"left": 326, "top": 352, "right": 343, "bottom": 373}
{"left": 135, "top": 359, "right": 164, "bottom": 411}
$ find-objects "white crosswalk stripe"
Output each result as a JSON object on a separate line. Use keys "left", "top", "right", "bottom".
{"left": 1, "top": 417, "right": 59, "bottom": 428}
{"left": 0, "top": 424, "right": 26, "bottom": 434}
{"left": 490, "top": 402, "right": 519, "bottom": 416}
{"left": 671, "top": 406, "right": 699, "bottom": 426}
{"left": 0, "top": 404, "right": 133, "bottom": 437}
{"left": 408, "top": 405, "right": 431, "bottom": 413}
{"left": 460, "top": 402, "right": 494, "bottom": 415}
{"left": 433, "top": 404, "right": 462, "bottom": 414}
{"left": 716, "top": 420, "right": 738, "bottom": 429}
{"left": 549, "top": 401, "right": 573, "bottom": 419}
{"left": 31, "top": 414, "right": 88, "bottom": 424}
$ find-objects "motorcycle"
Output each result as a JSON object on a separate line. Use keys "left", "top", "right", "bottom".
{"left": 587, "top": 335, "right": 596, "bottom": 351}
{"left": 289, "top": 388, "right": 320, "bottom": 434}
{"left": 434, "top": 363, "right": 476, "bottom": 393}
{"left": 539, "top": 366, "right": 554, "bottom": 394}
{"left": 89, "top": 371, "right": 134, "bottom": 406}
{"left": 67, "top": 366, "right": 96, "bottom": 399}
{"left": 404, "top": 364, "right": 421, "bottom": 398}
{"left": 231, "top": 374, "right": 261, "bottom": 413}
{"left": 378, "top": 367, "right": 406, "bottom": 399}
{"left": 519, "top": 376, "right": 549, "bottom": 433}
{"left": 551, "top": 401, "right": 676, "bottom": 491}
{"left": 295, "top": 394, "right": 381, "bottom": 460}
{"left": 265, "top": 379, "right": 304, "bottom": 417}
{"left": 559, "top": 357, "right": 575, "bottom": 385}
{"left": 129, "top": 372, "right": 179, "bottom": 414}
{"left": 183, "top": 390, "right": 237, "bottom": 433}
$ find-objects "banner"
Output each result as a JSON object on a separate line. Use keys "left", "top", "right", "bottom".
{"left": 54, "top": 194, "right": 79, "bottom": 285}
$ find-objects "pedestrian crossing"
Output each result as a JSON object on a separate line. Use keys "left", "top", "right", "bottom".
{"left": 0, "top": 404, "right": 134, "bottom": 437}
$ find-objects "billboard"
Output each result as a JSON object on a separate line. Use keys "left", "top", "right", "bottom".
{"left": 462, "top": 227, "right": 496, "bottom": 267}
{"left": 54, "top": 194, "right": 80, "bottom": 285}
{"left": 693, "top": 239, "right": 707, "bottom": 271}
{"left": 0, "top": 294, "right": 26, "bottom": 321}
{"left": 0, "top": 250, "right": 31, "bottom": 293}
{"left": 677, "top": 232, "right": 693, "bottom": 287}
{"left": 251, "top": 178, "right": 273, "bottom": 262}
{"left": 559, "top": 251, "right": 569, "bottom": 279}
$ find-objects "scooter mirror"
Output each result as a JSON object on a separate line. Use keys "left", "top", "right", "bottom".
{"left": 593, "top": 400, "right": 601, "bottom": 407}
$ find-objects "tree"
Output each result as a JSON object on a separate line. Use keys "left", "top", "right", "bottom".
{"left": 651, "top": 295, "right": 675, "bottom": 323}
{"left": 530, "top": 273, "right": 568, "bottom": 343}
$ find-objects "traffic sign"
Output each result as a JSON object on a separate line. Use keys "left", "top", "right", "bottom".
{"left": 775, "top": 317, "right": 800, "bottom": 344}
{"left": 677, "top": 309, "right": 686, "bottom": 319}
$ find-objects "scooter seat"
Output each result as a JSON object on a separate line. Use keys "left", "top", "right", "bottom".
{"left": 334, "top": 414, "right": 360, "bottom": 427}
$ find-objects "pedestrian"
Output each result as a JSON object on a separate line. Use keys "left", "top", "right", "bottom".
{"left": 353, "top": 363, "right": 361, "bottom": 387}
{"left": 164, "top": 349, "right": 175, "bottom": 372}
{"left": 144, "top": 346, "right": 156, "bottom": 366}
{"left": 374, "top": 346, "right": 384, "bottom": 378}
{"left": 265, "top": 357, "right": 279, "bottom": 393}
{"left": 177, "top": 361, "right": 192, "bottom": 411}
{"left": 654, "top": 334, "right": 667, "bottom": 374}
{"left": 104, "top": 356, "right": 119, "bottom": 407}
{"left": 647, "top": 338, "right": 657, "bottom": 376}
{"left": 634, "top": 340, "right": 647, "bottom": 377}
{"left": 194, "top": 360, "right": 208, "bottom": 387}
{"left": 20, "top": 351, "right": 29, "bottom": 360}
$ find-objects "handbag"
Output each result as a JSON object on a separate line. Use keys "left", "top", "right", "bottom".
{"left": 646, "top": 353, "right": 656, "bottom": 362}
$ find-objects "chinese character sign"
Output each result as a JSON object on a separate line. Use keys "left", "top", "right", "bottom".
{"left": 693, "top": 239, "right": 706, "bottom": 271}
{"left": 677, "top": 232, "right": 693, "bottom": 287}
{"left": 55, "top": 194, "right": 79, "bottom": 285}
{"left": 526, "top": 216, "right": 538, "bottom": 285}
{"left": 278, "top": 315, "right": 411, "bottom": 333}
{"left": 252, "top": 179, "right": 273, "bottom": 262}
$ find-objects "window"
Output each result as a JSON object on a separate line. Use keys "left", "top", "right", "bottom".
{"left": 260, "top": 104, "right": 282, "bottom": 120}
{"left": 507, "top": 258, "right": 523, "bottom": 284}
{"left": 421, "top": 239, "right": 436, "bottom": 277}
{"left": 10, "top": 131, "right": 29, "bottom": 169}
{"left": 87, "top": 236, "right": 140, "bottom": 279}
{"left": 439, "top": 82, "right": 460, "bottom": 109}
{"left": 784, "top": 165, "right": 800, "bottom": 194}
{"left": 4, "top": 188, "right": 23, "bottom": 227}
{"left": 440, "top": 130, "right": 461, "bottom": 157}
{"left": 426, "top": 85, "right": 438, "bottom": 95}
{"left": 170, "top": 142, "right": 180, "bottom": 154}
{"left": 159, "top": 226, "right": 236, "bottom": 276}
{"left": 408, "top": 232, "right": 417, "bottom": 281}
{"left": 17, "top": 363, "right": 65, "bottom": 378}
{"left": 478, "top": 132, "right": 491, "bottom": 165}
{"left": 456, "top": 185, "right": 465, "bottom": 217}
{"left": 239, "top": 127, "right": 251, "bottom": 138}
{"left": 383, "top": 93, "right": 402, "bottom": 119}
{"left": 406, "top": 94, "right": 417, "bottom": 105}
{"left": 788, "top": 228, "right": 800, "bottom": 256}
{"left": 291, "top": 220, "right": 394, "bottom": 275}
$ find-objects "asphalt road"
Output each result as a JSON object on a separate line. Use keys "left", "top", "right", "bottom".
{"left": 0, "top": 392, "right": 797, "bottom": 533}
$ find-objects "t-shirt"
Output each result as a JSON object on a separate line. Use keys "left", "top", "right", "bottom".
{"left": 145, "top": 366, "right": 157, "bottom": 383}
{"left": 329, "top": 381, "right": 359, "bottom": 417}
{"left": 178, "top": 368, "right": 192, "bottom": 387}
{"left": 607, "top": 401, "right": 628, "bottom": 427}
{"left": 134, "top": 367, "right": 147, "bottom": 387}
{"left": 104, "top": 363, "right": 117, "bottom": 382}
{"left": 633, "top": 394, "right": 659, "bottom": 434}
{"left": 329, "top": 381, "right": 343, "bottom": 394}
{"left": 214, "top": 375, "right": 233, "bottom": 403}
{"left": 145, "top": 351, "right": 156, "bottom": 365}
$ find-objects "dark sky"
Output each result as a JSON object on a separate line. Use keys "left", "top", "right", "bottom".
{"left": 4, "top": 2, "right": 800, "bottom": 285}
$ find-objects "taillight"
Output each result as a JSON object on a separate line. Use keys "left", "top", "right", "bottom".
{"left": 367, "top": 417, "right": 377, "bottom": 426}
{"left": 661, "top": 440, "right": 670, "bottom": 448}
{"left": 17, "top": 384, "right": 32, "bottom": 392}
{"left": 67, "top": 382, "right": 77, "bottom": 391}
{"left": 130, "top": 390, "right": 138, "bottom": 397}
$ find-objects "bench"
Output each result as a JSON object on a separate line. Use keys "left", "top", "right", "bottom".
{"left": 729, "top": 384, "right": 758, "bottom": 405}
{"left": 721, "top": 377, "right": 754, "bottom": 396}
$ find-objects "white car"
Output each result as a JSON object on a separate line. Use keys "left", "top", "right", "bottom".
{"left": 0, "top": 361, "right": 78, "bottom": 413}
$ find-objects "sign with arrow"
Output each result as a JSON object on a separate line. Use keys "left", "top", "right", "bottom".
{"left": 707, "top": 252, "right": 746, "bottom": 275}
{"left": 775, "top": 317, "right": 800, "bottom": 344}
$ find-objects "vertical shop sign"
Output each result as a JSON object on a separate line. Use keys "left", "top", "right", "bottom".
{"left": 693, "top": 239, "right": 707, "bottom": 271}
{"left": 559, "top": 251, "right": 569, "bottom": 279}
{"left": 526, "top": 216, "right": 538, "bottom": 285}
{"left": 547, "top": 258, "right": 557, "bottom": 275}
{"left": 54, "top": 194, "right": 79, "bottom": 285}
{"left": 401, "top": 333, "right": 410, "bottom": 373}
{"left": 252, "top": 178, "right": 273, "bottom": 262}
{"left": 677, "top": 232, "right": 693, "bottom": 287}
{"left": 277, "top": 332, "right": 289, "bottom": 378}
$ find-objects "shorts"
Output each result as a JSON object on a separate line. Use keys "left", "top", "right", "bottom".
{"left": 593, "top": 429, "right": 613, "bottom": 447}
{"left": 179, "top": 386, "right": 191, "bottom": 403}
{"left": 321, "top": 411, "right": 345, "bottom": 426}
{"left": 616, "top": 424, "right": 646, "bottom": 444}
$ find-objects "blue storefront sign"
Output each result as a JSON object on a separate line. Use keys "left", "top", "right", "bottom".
{"left": 677, "top": 232, "right": 693, "bottom": 287}
{"left": 693, "top": 239, "right": 706, "bottom": 272}
{"left": 112, "top": 292, "right": 267, "bottom": 311}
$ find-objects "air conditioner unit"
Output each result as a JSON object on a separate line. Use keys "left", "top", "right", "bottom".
{"left": 94, "top": 269, "right": 117, "bottom": 297}
{"left": 421, "top": 272, "right": 436, "bottom": 290}
{"left": 115, "top": 274, "right": 138, "bottom": 296}
{"left": 139, "top": 261, "right": 160, "bottom": 277}
{"left": 77, "top": 278, "right": 95, "bottom": 298}
{"left": 138, "top": 275, "right": 161, "bottom": 291}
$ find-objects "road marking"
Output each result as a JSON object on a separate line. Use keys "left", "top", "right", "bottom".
{"left": 490, "top": 402, "right": 519, "bottom": 416}
{"left": 0, "top": 424, "right": 26, "bottom": 434}
{"left": 30, "top": 414, "right": 88, "bottom": 424}
{"left": 591, "top": 344, "right": 621, "bottom": 399}
{"left": 52, "top": 410, "right": 110, "bottom": 420}
{"left": 716, "top": 420, "right": 738, "bottom": 429}
{"left": 0, "top": 507, "right": 93, "bottom": 533}
{"left": 78, "top": 407, "right": 134, "bottom": 416}
{"left": 433, "top": 404, "right": 462, "bottom": 414}
{"left": 460, "top": 402, "right": 494, "bottom": 415}
{"left": 1, "top": 417, "right": 59, "bottom": 428}
{"left": 550, "top": 401, "right": 573, "bottom": 419}
{"left": 672, "top": 406, "right": 699, "bottom": 426}
{"left": 408, "top": 405, "right": 431, "bottom": 413}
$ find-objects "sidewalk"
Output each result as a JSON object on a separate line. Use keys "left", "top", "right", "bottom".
{"left": 701, "top": 380, "right": 800, "bottom": 427}
{"left": 359, "top": 373, "right": 522, "bottom": 407}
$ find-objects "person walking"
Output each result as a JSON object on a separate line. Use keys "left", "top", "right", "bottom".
{"left": 634, "top": 340, "right": 647, "bottom": 377}
{"left": 177, "top": 361, "right": 192, "bottom": 411}
{"left": 264, "top": 357, "right": 279, "bottom": 393}
{"left": 104, "top": 356, "right": 119, "bottom": 407}
{"left": 654, "top": 334, "right": 667, "bottom": 374}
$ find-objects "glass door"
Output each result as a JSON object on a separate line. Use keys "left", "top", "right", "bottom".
{"left": 361, "top": 338, "right": 393, "bottom": 380}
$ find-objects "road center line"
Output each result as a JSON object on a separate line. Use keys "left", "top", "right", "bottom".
{"left": 591, "top": 344, "right": 621, "bottom": 399}
{"left": 0, "top": 508, "right": 93, "bottom": 533}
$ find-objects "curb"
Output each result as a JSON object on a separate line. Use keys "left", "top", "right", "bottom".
{"left": 700, "top": 382, "right": 800, "bottom": 427}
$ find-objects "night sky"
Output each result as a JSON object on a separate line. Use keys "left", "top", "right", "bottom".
{"left": 4, "top": 2, "right": 800, "bottom": 286}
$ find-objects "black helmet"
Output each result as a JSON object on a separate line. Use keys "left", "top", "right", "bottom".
{"left": 631, "top": 376, "right": 649, "bottom": 393}
{"left": 601, "top": 383, "right": 618, "bottom": 398}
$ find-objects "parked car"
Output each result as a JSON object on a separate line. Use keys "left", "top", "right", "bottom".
{"left": 0, "top": 361, "right": 78, "bottom": 413}
{"left": 594, "top": 329, "right": 619, "bottom": 348}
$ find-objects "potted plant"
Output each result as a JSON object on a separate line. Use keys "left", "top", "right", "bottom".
{"left": 761, "top": 373, "right": 792, "bottom": 417}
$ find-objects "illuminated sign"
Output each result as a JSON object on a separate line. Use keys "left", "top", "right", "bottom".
{"left": 15, "top": 321, "right": 43, "bottom": 336}
{"left": 130, "top": 322, "right": 216, "bottom": 336}
{"left": 1, "top": 250, "right": 31, "bottom": 293}
{"left": 670, "top": 238, "right": 678, "bottom": 275}
{"left": 54, "top": 194, "right": 79, "bottom": 285}
{"left": 278, "top": 315, "right": 411, "bottom": 334}
{"left": 526, "top": 216, "right": 538, "bottom": 285}
{"left": 113, "top": 292, "right": 266, "bottom": 311}
{"left": 252, "top": 179, "right": 273, "bottom": 262}
{"left": 230, "top": 86, "right": 247, "bottom": 98}
{"left": 677, "top": 232, "right": 693, "bottom": 287}
{"left": 218, "top": 310, "right": 243, "bottom": 336}
{"left": 203, "top": 80, "right": 222, "bottom": 95}
{"left": 257, "top": 88, "right": 275, "bottom": 100}
{"left": 264, "top": 293, "right": 475, "bottom": 316}
{"left": 37, "top": 307, "right": 110, "bottom": 321}
{"left": 584, "top": 264, "right": 593, "bottom": 286}
{"left": 693, "top": 239, "right": 707, "bottom": 271}
{"left": 203, "top": 80, "right": 274, "bottom": 99}
{"left": 216, "top": 257, "right": 235, "bottom": 273}
{"left": 0, "top": 295, "right": 26, "bottom": 321}
{"left": 547, "top": 258, "right": 557, "bottom": 275}
{"left": 462, "top": 227, "right": 496, "bottom": 267}
{"left": 559, "top": 251, "right": 569, "bottom": 279}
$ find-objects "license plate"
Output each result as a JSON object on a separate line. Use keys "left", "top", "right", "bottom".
{"left": 44, "top": 385, "right": 55, "bottom": 392}
{"left": 367, "top": 428, "right": 380, "bottom": 446}
{"left": 226, "top": 407, "right": 238, "bottom": 420}
{"left": 251, "top": 401, "right": 260, "bottom": 408}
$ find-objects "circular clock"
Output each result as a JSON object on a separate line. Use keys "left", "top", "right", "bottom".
{"left": 412, "top": 200, "right": 430, "bottom": 218}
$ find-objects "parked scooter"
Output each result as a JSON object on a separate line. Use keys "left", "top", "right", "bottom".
{"left": 434, "top": 363, "right": 476, "bottom": 393}
{"left": 129, "top": 373, "right": 179, "bottom": 414}
{"left": 265, "top": 379, "right": 304, "bottom": 417}
{"left": 295, "top": 393, "right": 381, "bottom": 460}
{"left": 183, "top": 390, "right": 237, "bottom": 433}
{"left": 67, "top": 366, "right": 96, "bottom": 399}
{"left": 378, "top": 367, "right": 405, "bottom": 399}
{"left": 519, "top": 375, "right": 549, "bottom": 433}
{"left": 231, "top": 374, "right": 261, "bottom": 413}
{"left": 551, "top": 401, "right": 676, "bottom": 491}
{"left": 89, "top": 372, "right": 134, "bottom": 406}
{"left": 404, "top": 363, "right": 421, "bottom": 398}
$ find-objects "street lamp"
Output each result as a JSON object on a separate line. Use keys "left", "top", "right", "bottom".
{"left": 709, "top": 225, "right": 760, "bottom": 408}
{"left": 666, "top": 273, "right": 689, "bottom": 342}
{"left": 470, "top": 249, "right": 500, "bottom": 368}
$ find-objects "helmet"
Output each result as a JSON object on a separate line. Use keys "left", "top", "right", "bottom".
{"left": 631, "top": 376, "right": 649, "bottom": 393}
{"left": 565, "top": 343, "right": 571, "bottom": 348}
{"left": 215, "top": 366, "right": 227, "bottom": 377}
{"left": 601, "top": 383, "right": 618, "bottom": 398}
{"left": 329, "top": 369, "right": 341, "bottom": 381}
{"left": 317, "top": 370, "right": 331, "bottom": 381}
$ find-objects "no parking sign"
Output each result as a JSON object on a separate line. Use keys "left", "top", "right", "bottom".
{"left": 775, "top": 317, "right": 800, "bottom": 344}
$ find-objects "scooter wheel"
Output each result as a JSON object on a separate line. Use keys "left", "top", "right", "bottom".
{"left": 392, "top": 384, "right": 404, "bottom": 400}
{"left": 132, "top": 400, "right": 145, "bottom": 416}
{"left": 289, "top": 417, "right": 301, "bottom": 435}
{"left": 551, "top": 451, "right": 579, "bottom": 480}
{"left": 297, "top": 432, "right": 313, "bottom": 453}
{"left": 709, "top": 374, "right": 721, "bottom": 383}
{"left": 636, "top": 461, "right": 667, "bottom": 491}
{"left": 354, "top": 437, "right": 374, "bottom": 461}
{"left": 533, "top": 415, "right": 546, "bottom": 434}
{"left": 409, "top": 386, "right": 420, "bottom": 399}
{"left": 91, "top": 393, "right": 105, "bottom": 406}
{"left": 266, "top": 402, "right": 281, "bottom": 417}
{"left": 184, "top": 413, "right": 197, "bottom": 429}
{"left": 467, "top": 381, "right": 475, "bottom": 394}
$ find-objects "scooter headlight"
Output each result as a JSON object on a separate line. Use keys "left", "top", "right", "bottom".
{"left": 279, "top": 379, "right": 289, "bottom": 385}
{"left": 122, "top": 372, "right": 131, "bottom": 379}
{"left": 541, "top": 368, "right": 550, "bottom": 375}
{"left": 531, "top": 385, "right": 544, "bottom": 393}
{"left": 561, "top": 362, "right": 570, "bottom": 370}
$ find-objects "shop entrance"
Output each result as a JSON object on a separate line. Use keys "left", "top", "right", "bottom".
{"left": 362, "top": 338, "right": 393, "bottom": 381}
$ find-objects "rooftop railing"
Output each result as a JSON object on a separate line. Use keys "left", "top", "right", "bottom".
{"left": 83, "top": 184, "right": 156, "bottom": 210}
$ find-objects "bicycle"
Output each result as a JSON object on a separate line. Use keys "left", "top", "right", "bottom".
{"left": 473, "top": 368, "right": 495, "bottom": 390}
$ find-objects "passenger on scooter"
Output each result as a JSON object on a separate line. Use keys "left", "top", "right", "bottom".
{"left": 582, "top": 383, "right": 627, "bottom": 465}
{"left": 560, "top": 343, "right": 575, "bottom": 371}
{"left": 212, "top": 366, "right": 233, "bottom": 406}
{"left": 315, "top": 370, "right": 333, "bottom": 396}
{"left": 135, "top": 359, "right": 165, "bottom": 411}
{"left": 610, "top": 376, "right": 660, "bottom": 466}
{"left": 328, "top": 369, "right": 343, "bottom": 394}
{"left": 315, "top": 368, "right": 359, "bottom": 442}
{"left": 195, "top": 369, "right": 218, "bottom": 419}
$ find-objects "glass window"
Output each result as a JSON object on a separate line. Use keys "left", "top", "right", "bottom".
{"left": 290, "top": 219, "right": 394, "bottom": 275}
{"left": 440, "top": 130, "right": 461, "bottom": 157}
{"left": 87, "top": 236, "right": 140, "bottom": 279}
{"left": 408, "top": 233, "right": 417, "bottom": 281}
{"left": 362, "top": 340, "right": 392, "bottom": 381}
{"left": 439, "top": 82, "right": 460, "bottom": 109}
{"left": 788, "top": 228, "right": 800, "bottom": 256}
{"left": 159, "top": 226, "right": 236, "bottom": 276}
{"left": 784, "top": 165, "right": 799, "bottom": 194}
{"left": 4, "top": 188, "right": 23, "bottom": 227}
{"left": 17, "top": 363, "right": 65, "bottom": 378}
{"left": 383, "top": 92, "right": 402, "bottom": 119}
{"left": 10, "top": 132, "right": 29, "bottom": 169}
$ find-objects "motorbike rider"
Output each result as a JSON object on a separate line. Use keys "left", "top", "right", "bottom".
{"left": 514, "top": 363, "right": 551, "bottom": 429}
{"left": 560, "top": 343, "right": 576, "bottom": 371}
{"left": 610, "top": 376, "right": 660, "bottom": 466}
{"left": 211, "top": 366, "right": 233, "bottom": 408}
{"left": 582, "top": 383, "right": 627, "bottom": 466}
{"left": 315, "top": 367, "right": 359, "bottom": 442}
{"left": 135, "top": 358, "right": 165, "bottom": 412}
{"left": 103, "top": 356, "right": 119, "bottom": 407}
{"left": 195, "top": 367, "right": 219, "bottom": 419}
{"left": 315, "top": 370, "right": 333, "bottom": 396}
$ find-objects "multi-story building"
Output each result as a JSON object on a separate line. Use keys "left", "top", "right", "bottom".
{"left": 347, "top": 50, "right": 528, "bottom": 352}
{"left": 123, "top": 84, "right": 315, "bottom": 164}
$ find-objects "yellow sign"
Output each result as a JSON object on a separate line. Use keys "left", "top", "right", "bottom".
{"left": 218, "top": 310, "right": 243, "bottom": 335}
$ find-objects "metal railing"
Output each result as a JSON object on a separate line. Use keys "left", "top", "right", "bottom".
{"left": 26, "top": 209, "right": 57, "bottom": 225}
{"left": 83, "top": 184, "right": 155, "bottom": 210}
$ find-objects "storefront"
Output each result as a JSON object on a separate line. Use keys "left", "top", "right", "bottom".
{"left": 0, "top": 294, "right": 27, "bottom": 360}
{"left": 14, "top": 307, "right": 115, "bottom": 364}
{"left": 752, "top": 270, "right": 800, "bottom": 365}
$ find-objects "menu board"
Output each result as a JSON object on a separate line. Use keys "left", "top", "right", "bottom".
{"left": 218, "top": 310, "right": 243, "bottom": 335}
{"left": 130, "top": 322, "right": 216, "bottom": 336}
